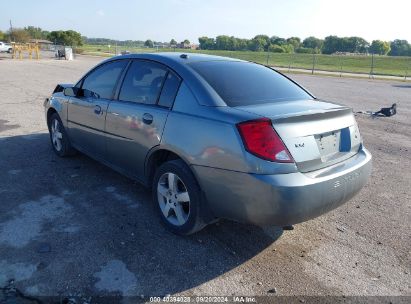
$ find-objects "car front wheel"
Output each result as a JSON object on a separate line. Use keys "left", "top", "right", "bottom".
{"left": 48, "top": 113, "right": 76, "bottom": 157}
{"left": 152, "top": 160, "right": 207, "bottom": 235}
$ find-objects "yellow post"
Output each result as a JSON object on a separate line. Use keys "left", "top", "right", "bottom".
{"left": 35, "top": 43, "right": 40, "bottom": 59}
{"left": 10, "top": 43, "right": 40, "bottom": 60}
{"left": 11, "top": 43, "right": 16, "bottom": 59}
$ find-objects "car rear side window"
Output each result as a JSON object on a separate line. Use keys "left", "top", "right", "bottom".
{"left": 81, "top": 60, "right": 128, "bottom": 99}
{"left": 189, "top": 61, "right": 312, "bottom": 107}
{"left": 158, "top": 72, "right": 181, "bottom": 108}
{"left": 119, "top": 61, "right": 167, "bottom": 104}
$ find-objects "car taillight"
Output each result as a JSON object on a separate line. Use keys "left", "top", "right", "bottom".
{"left": 236, "top": 118, "right": 294, "bottom": 163}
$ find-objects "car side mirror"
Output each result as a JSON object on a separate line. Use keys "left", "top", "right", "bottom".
{"left": 63, "top": 87, "right": 80, "bottom": 97}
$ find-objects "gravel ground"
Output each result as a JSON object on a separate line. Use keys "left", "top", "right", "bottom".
{"left": 0, "top": 55, "right": 410, "bottom": 303}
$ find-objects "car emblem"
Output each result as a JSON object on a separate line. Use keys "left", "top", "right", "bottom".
{"left": 295, "top": 143, "right": 305, "bottom": 148}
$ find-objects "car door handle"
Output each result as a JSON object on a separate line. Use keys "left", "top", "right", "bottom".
{"left": 94, "top": 105, "right": 102, "bottom": 115}
{"left": 142, "top": 113, "right": 153, "bottom": 125}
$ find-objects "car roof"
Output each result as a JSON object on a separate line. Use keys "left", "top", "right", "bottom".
{"left": 98, "top": 52, "right": 248, "bottom": 107}
{"left": 113, "top": 52, "right": 243, "bottom": 65}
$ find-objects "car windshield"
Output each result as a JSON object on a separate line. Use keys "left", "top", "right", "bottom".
{"left": 189, "top": 61, "right": 313, "bottom": 107}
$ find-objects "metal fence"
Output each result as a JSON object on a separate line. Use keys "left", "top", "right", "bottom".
{"left": 166, "top": 49, "right": 411, "bottom": 80}
{"left": 4, "top": 43, "right": 409, "bottom": 81}
{"left": 220, "top": 51, "right": 411, "bottom": 80}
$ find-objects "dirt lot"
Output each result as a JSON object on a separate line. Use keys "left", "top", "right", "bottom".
{"left": 0, "top": 56, "right": 410, "bottom": 303}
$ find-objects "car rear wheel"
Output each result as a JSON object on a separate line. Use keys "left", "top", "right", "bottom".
{"left": 152, "top": 160, "right": 207, "bottom": 235}
{"left": 48, "top": 113, "right": 76, "bottom": 157}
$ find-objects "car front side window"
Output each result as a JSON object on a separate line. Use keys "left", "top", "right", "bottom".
{"left": 81, "top": 60, "right": 128, "bottom": 99}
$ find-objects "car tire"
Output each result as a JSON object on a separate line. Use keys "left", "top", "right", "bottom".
{"left": 152, "top": 159, "right": 207, "bottom": 235}
{"left": 48, "top": 113, "right": 76, "bottom": 157}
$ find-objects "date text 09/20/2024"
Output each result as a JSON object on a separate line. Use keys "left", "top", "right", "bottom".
{"left": 149, "top": 296, "right": 256, "bottom": 303}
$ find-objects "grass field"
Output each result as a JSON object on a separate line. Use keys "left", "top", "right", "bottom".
{"left": 78, "top": 45, "right": 411, "bottom": 77}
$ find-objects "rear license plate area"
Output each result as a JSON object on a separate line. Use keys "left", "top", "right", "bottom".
{"left": 315, "top": 130, "right": 340, "bottom": 159}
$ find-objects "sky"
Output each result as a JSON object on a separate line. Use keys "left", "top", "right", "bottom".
{"left": 1, "top": 0, "right": 410, "bottom": 43}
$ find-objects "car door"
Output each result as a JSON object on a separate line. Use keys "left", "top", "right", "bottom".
{"left": 105, "top": 60, "right": 181, "bottom": 180}
{"left": 67, "top": 60, "right": 129, "bottom": 158}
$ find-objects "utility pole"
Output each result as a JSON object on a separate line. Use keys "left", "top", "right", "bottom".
{"left": 288, "top": 52, "right": 293, "bottom": 72}
{"left": 311, "top": 52, "right": 316, "bottom": 74}
{"left": 9, "top": 20, "right": 14, "bottom": 42}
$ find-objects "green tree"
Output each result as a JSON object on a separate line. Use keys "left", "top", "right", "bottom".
{"left": 253, "top": 35, "right": 270, "bottom": 50}
{"left": 286, "top": 37, "right": 301, "bottom": 49}
{"left": 41, "top": 30, "right": 50, "bottom": 39}
{"left": 215, "top": 35, "right": 230, "bottom": 50}
{"left": 198, "top": 36, "right": 215, "bottom": 50}
{"left": 281, "top": 44, "right": 294, "bottom": 53}
{"left": 268, "top": 44, "right": 294, "bottom": 53}
{"left": 170, "top": 39, "right": 177, "bottom": 45}
{"left": 369, "top": 40, "right": 390, "bottom": 55}
{"left": 322, "top": 36, "right": 342, "bottom": 54}
{"left": 345, "top": 36, "right": 369, "bottom": 53}
{"left": 322, "top": 36, "right": 369, "bottom": 54}
{"left": 47, "top": 30, "right": 83, "bottom": 46}
{"left": 389, "top": 39, "right": 410, "bottom": 56}
{"left": 9, "top": 28, "right": 31, "bottom": 43}
{"left": 249, "top": 37, "right": 266, "bottom": 51}
{"left": 302, "top": 36, "right": 323, "bottom": 50}
{"left": 183, "top": 39, "right": 190, "bottom": 45}
{"left": 0, "top": 30, "right": 4, "bottom": 41}
{"left": 24, "top": 26, "right": 47, "bottom": 39}
{"left": 268, "top": 44, "right": 285, "bottom": 53}
{"left": 144, "top": 39, "right": 154, "bottom": 48}
{"left": 270, "top": 36, "right": 286, "bottom": 46}
{"left": 237, "top": 38, "right": 249, "bottom": 51}
{"left": 216, "top": 35, "right": 239, "bottom": 50}
{"left": 231, "top": 37, "right": 239, "bottom": 50}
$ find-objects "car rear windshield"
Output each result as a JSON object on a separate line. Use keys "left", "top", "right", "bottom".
{"left": 189, "top": 61, "right": 312, "bottom": 107}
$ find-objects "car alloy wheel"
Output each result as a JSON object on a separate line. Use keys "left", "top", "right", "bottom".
{"left": 157, "top": 172, "right": 191, "bottom": 226}
{"left": 50, "top": 118, "right": 63, "bottom": 152}
{"left": 48, "top": 113, "right": 76, "bottom": 157}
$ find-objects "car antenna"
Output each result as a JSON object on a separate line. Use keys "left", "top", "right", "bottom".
{"left": 180, "top": 54, "right": 189, "bottom": 59}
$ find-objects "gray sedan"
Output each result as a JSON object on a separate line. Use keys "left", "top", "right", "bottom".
{"left": 44, "top": 53, "right": 372, "bottom": 235}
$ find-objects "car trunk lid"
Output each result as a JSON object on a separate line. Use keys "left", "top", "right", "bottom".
{"left": 236, "top": 99, "right": 362, "bottom": 172}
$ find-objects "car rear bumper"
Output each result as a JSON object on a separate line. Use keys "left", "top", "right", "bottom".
{"left": 192, "top": 147, "right": 372, "bottom": 226}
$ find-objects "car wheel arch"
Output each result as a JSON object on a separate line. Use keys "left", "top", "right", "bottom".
{"left": 146, "top": 147, "right": 217, "bottom": 224}
{"left": 145, "top": 147, "right": 188, "bottom": 185}
{"left": 46, "top": 96, "right": 65, "bottom": 122}
{"left": 47, "top": 108, "right": 58, "bottom": 126}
